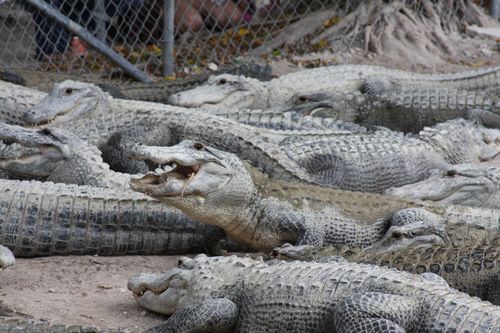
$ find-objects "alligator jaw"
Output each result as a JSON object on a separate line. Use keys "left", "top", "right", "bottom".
{"left": 127, "top": 269, "right": 187, "bottom": 315}
{"left": 130, "top": 163, "right": 202, "bottom": 197}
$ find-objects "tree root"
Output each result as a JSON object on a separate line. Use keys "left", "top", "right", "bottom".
{"left": 310, "top": 0, "right": 496, "bottom": 67}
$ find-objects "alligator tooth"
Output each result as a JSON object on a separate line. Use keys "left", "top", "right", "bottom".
{"left": 162, "top": 164, "right": 174, "bottom": 172}
{"left": 154, "top": 168, "right": 163, "bottom": 174}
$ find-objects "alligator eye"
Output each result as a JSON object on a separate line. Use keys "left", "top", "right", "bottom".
{"left": 217, "top": 78, "right": 227, "bottom": 85}
{"left": 193, "top": 143, "right": 204, "bottom": 150}
{"left": 64, "top": 88, "right": 73, "bottom": 95}
{"left": 297, "top": 96, "right": 308, "bottom": 103}
{"left": 392, "top": 231, "right": 403, "bottom": 239}
{"left": 446, "top": 170, "right": 457, "bottom": 177}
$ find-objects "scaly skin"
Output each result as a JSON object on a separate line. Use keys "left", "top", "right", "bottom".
{"left": 0, "top": 80, "right": 46, "bottom": 125}
{"left": 168, "top": 64, "right": 500, "bottom": 110}
{"left": 10, "top": 63, "right": 271, "bottom": 95}
{"left": 213, "top": 108, "right": 368, "bottom": 132}
{"left": 98, "top": 63, "right": 272, "bottom": 103}
{"left": 0, "top": 123, "right": 135, "bottom": 189}
{"left": 0, "top": 245, "right": 14, "bottom": 270}
{"left": 274, "top": 244, "right": 500, "bottom": 305}
{"left": 272, "top": 119, "right": 500, "bottom": 192}
{"left": 128, "top": 140, "right": 499, "bottom": 254}
{"left": 289, "top": 87, "right": 500, "bottom": 132}
{"left": 19, "top": 82, "right": 500, "bottom": 192}
{"left": 20, "top": 81, "right": 362, "bottom": 174}
{"left": 0, "top": 179, "right": 226, "bottom": 257}
{"left": 128, "top": 254, "right": 500, "bottom": 332}
{"left": 385, "top": 163, "right": 500, "bottom": 208}
{"left": 0, "top": 316, "right": 122, "bottom": 333}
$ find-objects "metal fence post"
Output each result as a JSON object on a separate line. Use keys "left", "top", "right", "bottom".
{"left": 163, "top": 0, "right": 175, "bottom": 76}
{"left": 491, "top": 0, "right": 500, "bottom": 19}
{"left": 25, "top": 0, "right": 153, "bottom": 82}
{"left": 94, "top": 0, "right": 108, "bottom": 42}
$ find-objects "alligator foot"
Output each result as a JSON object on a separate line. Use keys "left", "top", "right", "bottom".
{"left": 144, "top": 299, "right": 237, "bottom": 333}
{"left": 272, "top": 243, "right": 346, "bottom": 263}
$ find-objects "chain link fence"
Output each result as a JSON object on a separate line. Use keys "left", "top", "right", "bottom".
{"left": 0, "top": 0, "right": 497, "bottom": 80}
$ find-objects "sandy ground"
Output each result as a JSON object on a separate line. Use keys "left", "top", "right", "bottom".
{"left": 0, "top": 255, "right": 177, "bottom": 331}
{"left": 1, "top": 3, "right": 500, "bottom": 333}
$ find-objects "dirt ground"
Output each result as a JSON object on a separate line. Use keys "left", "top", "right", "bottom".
{"left": 0, "top": 255, "right": 176, "bottom": 331}
{"left": 1, "top": 3, "right": 500, "bottom": 333}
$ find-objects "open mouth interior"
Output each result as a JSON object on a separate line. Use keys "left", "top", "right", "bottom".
{"left": 26, "top": 111, "right": 70, "bottom": 127}
{"left": 136, "top": 161, "right": 201, "bottom": 186}
{"left": 0, "top": 143, "right": 60, "bottom": 164}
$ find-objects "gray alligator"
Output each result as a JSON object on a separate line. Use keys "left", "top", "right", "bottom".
{"left": 128, "top": 254, "right": 500, "bottom": 332}
{"left": 274, "top": 244, "right": 500, "bottom": 305}
{"left": 0, "top": 178, "right": 229, "bottom": 257}
{"left": 10, "top": 63, "right": 271, "bottom": 96}
{"left": 0, "top": 80, "right": 46, "bottom": 125}
{"left": 385, "top": 163, "right": 500, "bottom": 208}
{"left": 22, "top": 79, "right": 366, "bottom": 134}
{"left": 97, "top": 63, "right": 272, "bottom": 103}
{"left": 288, "top": 87, "right": 500, "bottom": 133}
{"left": 128, "top": 140, "right": 499, "bottom": 254}
{"left": 0, "top": 317, "right": 122, "bottom": 333}
{"left": 167, "top": 64, "right": 500, "bottom": 110}
{"left": 272, "top": 119, "right": 500, "bottom": 192}
{"left": 20, "top": 80, "right": 364, "bottom": 174}
{"left": 0, "top": 244, "right": 14, "bottom": 270}
{"left": 0, "top": 122, "right": 136, "bottom": 189}
{"left": 18, "top": 82, "right": 500, "bottom": 192}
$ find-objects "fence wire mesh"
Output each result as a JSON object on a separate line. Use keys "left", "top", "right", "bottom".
{"left": 0, "top": 0, "right": 495, "bottom": 80}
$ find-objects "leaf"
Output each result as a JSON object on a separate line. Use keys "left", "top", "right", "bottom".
{"left": 323, "top": 16, "right": 341, "bottom": 29}
{"left": 238, "top": 28, "right": 250, "bottom": 37}
{"left": 271, "top": 49, "right": 281, "bottom": 56}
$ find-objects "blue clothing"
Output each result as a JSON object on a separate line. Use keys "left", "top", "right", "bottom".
{"left": 30, "top": 0, "right": 144, "bottom": 59}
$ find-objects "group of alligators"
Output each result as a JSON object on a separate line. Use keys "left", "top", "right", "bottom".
{"left": 0, "top": 63, "right": 500, "bottom": 332}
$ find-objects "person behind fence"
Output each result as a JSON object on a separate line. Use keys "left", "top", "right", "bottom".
{"left": 28, "top": 0, "right": 143, "bottom": 60}
{"left": 175, "top": 0, "right": 250, "bottom": 33}
{"left": 29, "top": 0, "right": 257, "bottom": 60}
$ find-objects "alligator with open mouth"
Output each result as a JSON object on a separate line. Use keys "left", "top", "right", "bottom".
{"left": 128, "top": 140, "right": 500, "bottom": 254}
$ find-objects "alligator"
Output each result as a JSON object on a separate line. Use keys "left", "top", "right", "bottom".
{"left": 20, "top": 80, "right": 365, "bottom": 174}
{"left": 10, "top": 63, "right": 272, "bottom": 95}
{"left": 0, "top": 178, "right": 231, "bottom": 257}
{"left": 0, "top": 245, "right": 14, "bottom": 270}
{"left": 0, "top": 69, "right": 26, "bottom": 86}
{"left": 385, "top": 163, "right": 500, "bottom": 208}
{"left": 0, "top": 121, "right": 335, "bottom": 189}
{"left": 0, "top": 317, "right": 122, "bottom": 333}
{"left": 19, "top": 81, "right": 500, "bottom": 192}
{"left": 0, "top": 80, "right": 46, "bottom": 125}
{"left": 23, "top": 79, "right": 366, "bottom": 134}
{"left": 287, "top": 87, "right": 500, "bottom": 133}
{"left": 273, "top": 244, "right": 500, "bottom": 305}
{"left": 0, "top": 123, "right": 137, "bottom": 189}
{"left": 167, "top": 64, "right": 500, "bottom": 110}
{"left": 97, "top": 63, "right": 273, "bottom": 103}
{"left": 269, "top": 118, "right": 500, "bottom": 192}
{"left": 129, "top": 140, "right": 500, "bottom": 254}
{"left": 128, "top": 254, "right": 500, "bottom": 332}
